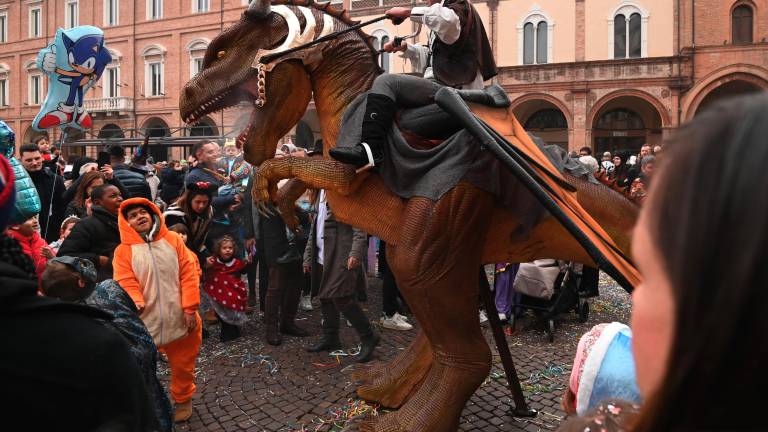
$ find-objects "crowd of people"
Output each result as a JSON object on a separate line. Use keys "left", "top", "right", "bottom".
{"left": 0, "top": 131, "right": 414, "bottom": 429}
{"left": 1, "top": 93, "right": 766, "bottom": 431}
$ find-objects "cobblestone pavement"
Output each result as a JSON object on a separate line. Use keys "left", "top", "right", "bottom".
{"left": 171, "top": 273, "right": 631, "bottom": 432}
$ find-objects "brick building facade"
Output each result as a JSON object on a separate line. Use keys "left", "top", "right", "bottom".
{"left": 0, "top": 0, "right": 766, "bottom": 158}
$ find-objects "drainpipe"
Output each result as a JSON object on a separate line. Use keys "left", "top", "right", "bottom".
{"left": 132, "top": 0, "right": 137, "bottom": 138}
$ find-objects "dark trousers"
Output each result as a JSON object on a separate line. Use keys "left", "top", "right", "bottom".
{"left": 379, "top": 241, "right": 407, "bottom": 316}
{"left": 246, "top": 250, "right": 270, "bottom": 312}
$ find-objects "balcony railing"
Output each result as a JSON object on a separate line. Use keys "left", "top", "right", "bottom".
{"left": 499, "top": 56, "right": 692, "bottom": 90}
{"left": 83, "top": 96, "right": 134, "bottom": 113}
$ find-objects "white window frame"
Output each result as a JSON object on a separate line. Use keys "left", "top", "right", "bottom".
{"left": 29, "top": 6, "right": 42, "bottom": 38}
{"left": 146, "top": 62, "right": 163, "bottom": 97}
{"left": 103, "top": 66, "right": 120, "bottom": 98}
{"left": 147, "top": 0, "right": 163, "bottom": 20}
{"left": 371, "top": 30, "right": 392, "bottom": 73}
{"left": 0, "top": 63, "right": 10, "bottom": 107}
{"left": 0, "top": 78, "right": 8, "bottom": 107}
{"left": 517, "top": 7, "right": 554, "bottom": 66}
{"left": 192, "top": 0, "right": 210, "bottom": 13}
{"left": 608, "top": 2, "right": 649, "bottom": 59}
{"left": 142, "top": 45, "right": 165, "bottom": 97}
{"left": 104, "top": 0, "right": 119, "bottom": 26}
{"left": 28, "top": 72, "right": 42, "bottom": 106}
{"left": 65, "top": 0, "right": 79, "bottom": 29}
{"left": 187, "top": 39, "right": 209, "bottom": 78}
{"left": 0, "top": 12, "right": 8, "bottom": 43}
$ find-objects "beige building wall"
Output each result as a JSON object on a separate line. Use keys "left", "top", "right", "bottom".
{"left": 495, "top": 0, "right": 576, "bottom": 66}
{"left": 585, "top": 0, "right": 674, "bottom": 61}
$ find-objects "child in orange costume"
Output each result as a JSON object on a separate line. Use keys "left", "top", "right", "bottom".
{"left": 112, "top": 198, "right": 201, "bottom": 423}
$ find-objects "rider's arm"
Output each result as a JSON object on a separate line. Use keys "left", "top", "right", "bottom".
{"left": 400, "top": 44, "right": 430, "bottom": 73}
{"left": 409, "top": 3, "right": 461, "bottom": 44}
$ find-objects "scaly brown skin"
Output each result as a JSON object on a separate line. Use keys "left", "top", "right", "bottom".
{"left": 180, "top": 1, "right": 640, "bottom": 430}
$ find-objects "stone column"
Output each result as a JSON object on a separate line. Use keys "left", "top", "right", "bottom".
{"left": 569, "top": 89, "right": 590, "bottom": 151}
{"left": 575, "top": 0, "right": 585, "bottom": 62}
{"left": 488, "top": 0, "right": 499, "bottom": 60}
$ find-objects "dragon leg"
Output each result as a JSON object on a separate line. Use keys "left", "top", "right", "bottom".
{"left": 353, "top": 329, "right": 433, "bottom": 409}
{"left": 347, "top": 182, "right": 494, "bottom": 432}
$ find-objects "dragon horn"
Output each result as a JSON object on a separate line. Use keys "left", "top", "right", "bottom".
{"left": 246, "top": 0, "right": 271, "bottom": 19}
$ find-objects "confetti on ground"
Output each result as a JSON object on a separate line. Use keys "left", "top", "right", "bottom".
{"left": 295, "top": 399, "right": 384, "bottom": 431}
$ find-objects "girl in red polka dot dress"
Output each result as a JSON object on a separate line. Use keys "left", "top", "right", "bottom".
{"left": 204, "top": 235, "right": 249, "bottom": 342}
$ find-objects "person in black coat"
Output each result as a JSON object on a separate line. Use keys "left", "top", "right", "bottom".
{"left": 0, "top": 164, "right": 159, "bottom": 431}
{"left": 109, "top": 144, "right": 152, "bottom": 200}
{"left": 58, "top": 184, "right": 123, "bottom": 282}
{"left": 19, "top": 143, "right": 66, "bottom": 242}
{"left": 159, "top": 161, "right": 186, "bottom": 205}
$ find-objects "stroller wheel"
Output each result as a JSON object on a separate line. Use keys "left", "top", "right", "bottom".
{"left": 578, "top": 301, "right": 590, "bottom": 323}
{"left": 547, "top": 320, "right": 555, "bottom": 343}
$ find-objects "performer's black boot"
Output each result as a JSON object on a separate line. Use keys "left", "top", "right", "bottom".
{"left": 329, "top": 93, "right": 396, "bottom": 169}
{"left": 339, "top": 301, "right": 380, "bottom": 363}
{"left": 456, "top": 83, "right": 511, "bottom": 108}
{"left": 306, "top": 300, "right": 342, "bottom": 353}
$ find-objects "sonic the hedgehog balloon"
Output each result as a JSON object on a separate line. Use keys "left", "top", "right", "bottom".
{"left": 33, "top": 26, "right": 112, "bottom": 131}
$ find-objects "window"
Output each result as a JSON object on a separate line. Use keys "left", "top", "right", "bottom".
{"left": 0, "top": 12, "right": 7, "bottom": 43}
{"left": 104, "top": 0, "right": 119, "bottom": 26}
{"left": 193, "top": 0, "right": 209, "bottom": 13}
{"left": 188, "top": 39, "right": 209, "bottom": 78}
{"left": 0, "top": 78, "right": 8, "bottom": 107}
{"left": 610, "top": 4, "right": 647, "bottom": 59}
{"left": 143, "top": 45, "right": 165, "bottom": 96}
{"left": 519, "top": 10, "right": 552, "bottom": 65}
{"left": 29, "top": 73, "right": 42, "bottom": 105}
{"left": 614, "top": 13, "right": 642, "bottom": 58}
{"left": 733, "top": 5, "right": 754, "bottom": 44}
{"left": 104, "top": 67, "right": 120, "bottom": 98}
{"left": 29, "top": 7, "right": 41, "bottom": 38}
{"left": 148, "top": 62, "right": 163, "bottom": 96}
{"left": 148, "top": 0, "right": 163, "bottom": 20}
{"left": 65, "top": 0, "right": 79, "bottom": 29}
{"left": 192, "top": 58, "right": 204, "bottom": 77}
{"left": 372, "top": 31, "right": 391, "bottom": 73}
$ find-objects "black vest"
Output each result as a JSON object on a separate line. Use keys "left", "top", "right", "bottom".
{"left": 432, "top": 0, "right": 497, "bottom": 87}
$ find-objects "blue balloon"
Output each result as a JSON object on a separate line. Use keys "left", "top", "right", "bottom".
{"left": 0, "top": 121, "right": 41, "bottom": 225}
{"left": 32, "top": 26, "right": 112, "bottom": 132}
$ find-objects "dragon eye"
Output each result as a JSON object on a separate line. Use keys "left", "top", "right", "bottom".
{"left": 217, "top": 50, "right": 226, "bottom": 59}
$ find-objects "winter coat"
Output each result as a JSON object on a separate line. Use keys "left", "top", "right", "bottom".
{"left": 185, "top": 166, "right": 235, "bottom": 211}
{"left": 27, "top": 167, "right": 66, "bottom": 242}
{"left": 0, "top": 260, "right": 160, "bottom": 432}
{"left": 311, "top": 204, "right": 368, "bottom": 300}
{"left": 113, "top": 164, "right": 152, "bottom": 200}
{"left": 163, "top": 203, "right": 213, "bottom": 262}
{"left": 84, "top": 279, "right": 173, "bottom": 431}
{"left": 6, "top": 229, "right": 49, "bottom": 276}
{"left": 0, "top": 120, "right": 40, "bottom": 225}
{"left": 113, "top": 198, "right": 200, "bottom": 346}
{"left": 159, "top": 168, "right": 185, "bottom": 204}
{"left": 58, "top": 206, "right": 122, "bottom": 282}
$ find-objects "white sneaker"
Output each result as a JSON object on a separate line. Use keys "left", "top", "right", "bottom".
{"left": 299, "top": 295, "right": 313, "bottom": 311}
{"left": 393, "top": 312, "right": 410, "bottom": 323}
{"left": 479, "top": 310, "right": 489, "bottom": 325}
{"left": 380, "top": 314, "right": 413, "bottom": 331}
{"left": 498, "top": 313, "right": 507, "bottom": 322}
{"left": 347, "top": 319, "right": 353, "bottom": 327}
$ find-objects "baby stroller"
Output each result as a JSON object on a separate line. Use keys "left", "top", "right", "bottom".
{"left": 508, "top": 260, "right": 590, "bottom": 342}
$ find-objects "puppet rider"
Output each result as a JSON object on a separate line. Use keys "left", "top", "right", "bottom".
{"left": 330, "top": 0, "right": 506, "bottom": 169}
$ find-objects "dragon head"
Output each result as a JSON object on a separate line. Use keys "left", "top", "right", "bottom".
{"left": 180, "top": 0, "right": 314, "bottom": 167}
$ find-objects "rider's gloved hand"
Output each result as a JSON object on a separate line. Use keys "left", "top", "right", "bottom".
{"left": 385, "top": 7, "right": 411, "bottom": 25}
{"left": 382, "top": 39, "right": 407, "bottom": 53}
